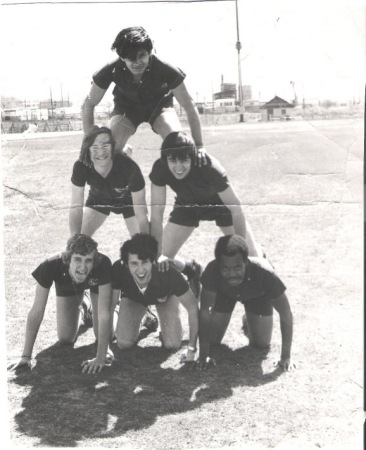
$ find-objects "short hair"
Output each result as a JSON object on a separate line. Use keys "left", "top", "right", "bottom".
{"left": 214, "top": 235, "right": 249, "bottom": 263}
{"left": 62, "top": 234, "right": 99, "bottom": 265}
{"left": 160, "top": 132, "right": 196, "bottom": 162}
{"left": 111, "top": 26, "right": 153, "bottom": 60}
{"left": 79, "top": 126, "right": 116, "bottom": 168}
{"left": 120, "top": 233, "right": 158, "bottom": 265}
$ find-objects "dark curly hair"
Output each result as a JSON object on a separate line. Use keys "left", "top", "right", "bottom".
{"left": 111, "top": 26, "right": 153, "bottom": 60}
{"left": 214, "top": 235, "right": 249, "bottom": 263}
{"left": 120, "top": 233, "right": 158, "bottom": 265}
{"left": 160, "top": 131, "right": 196, "bottom": 163}
{"left": 62, "top": 234, "right": 101, "bottom": 265}
{"left": 79, "top": 126, "right": 116, "bottom": 168}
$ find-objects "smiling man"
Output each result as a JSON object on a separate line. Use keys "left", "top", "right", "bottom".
{"left": 197, "top": 235, "right": 295, "bottom": 371}
{"left": 149, "top": 132, "right": 263, "bottom": 293}
{"left": 82, "top": 26, "right": 205, "bottom": 158}
{"left": 111, "top": 233, "right": 199, "bottom": 362}
{"left": 7, "top": 234, "right": 113, "bottom": 374}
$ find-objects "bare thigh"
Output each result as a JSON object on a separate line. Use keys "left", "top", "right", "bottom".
{"left": 124, "top": 215, "right": 141, "bottom": 237}
{"left": 162, "top": 222, "right": 195, "bottom": 258}
{"left": 156, "top": 296, "right": 182, "bottom": 350}
{"left": 81, "top": 207, "right": 108, "bottom": 236}
{"left": 152, "top": 109, "right": 182, "bottom": 139}
{"left": 110, "top": 114, "right": 136, "bottom": 152}
{"left": 115, "top": 297, "right": 147, "bottom": 349}
{"left": 246, "top": 310, "right": 273, "bottom": 348}
{"left": 208, "top": 311, "right": 232, "bottom": 344}
{"left": 56, "top": 294, "right": 84, "bottom": 344}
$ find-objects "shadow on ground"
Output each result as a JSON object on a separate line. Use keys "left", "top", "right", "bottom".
{"left": 9, "top": 336, "right": 282, "bottom": 447}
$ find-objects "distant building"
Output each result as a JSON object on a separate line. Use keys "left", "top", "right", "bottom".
{"left": 242, "top": 85, "right": 252, "bottom": 101}
{"left": 1, "top": 107, "right": 48, "bottom": 121}
{"left": 260, "top": 96, "right": 294, "bottom": 121}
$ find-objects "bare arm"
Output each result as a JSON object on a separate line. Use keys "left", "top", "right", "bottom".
{"left": 272, "top": 292, "right": 295, "bottom": 371}
{"left": 177, "top": 288, "right": 199, "bottom": 351}
{"left": 82, "top": 82, "right": 107, "bottom": 135}
{"left": 172, "top": 82, "right": 203, "bottom": 148}
{"left": 197, "top": 288, "right": 217, "bottom": 366}
{"left": 82, "top": 283, "right": 113, "bottom": 374}
{"left": 8, "top": 284, "right": 49, "bottom": 370}
{"left": 131, "top": 188, "right": 149, "bottom": 234}
{"left": 69, "top": 184, "right": 85, "bottom": 236}
{"left": 150, "top": 183, "right": 167, "bottom": 255}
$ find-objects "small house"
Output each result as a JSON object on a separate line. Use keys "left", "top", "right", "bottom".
{"left": 260, "top": 96, "right": 294, "bottom": 121}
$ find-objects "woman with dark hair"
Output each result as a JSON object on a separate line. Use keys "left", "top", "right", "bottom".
{"left": 69, "top": 126, "right": 149, "bottom": 237}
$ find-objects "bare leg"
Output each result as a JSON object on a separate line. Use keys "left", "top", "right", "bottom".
{"left": 56, "top": 294, "right": 84, "bottom": 344}
{"left": 152, "top": 109, "right": 182, "bottom": 139}
{"left": 162, "top": 222, "right": 195, "bottom": 271}
{"left": 81, "top": 207, "right": 108, "bottom": 236}
{"left": 208, "top": 311, "right": 232, "bottom": 344}
{"left": 124, "top": 216, "right": 141, "bottom": 237}
{"left": 156, "top": 296, "right": 182, "bottom": 349}
{"left": 245, "top": 311, "right": 273, "bottom": 348}
{"left": 110, "top": 114, "right": 135, "bottom": 154}
{"left": 115, "top": 297, "right": 147, "bottom": 349}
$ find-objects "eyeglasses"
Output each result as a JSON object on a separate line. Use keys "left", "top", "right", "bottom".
{"left": 90, "top": 143, "right": 112, "bottom": 152}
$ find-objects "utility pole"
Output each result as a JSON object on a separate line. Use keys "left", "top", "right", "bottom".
{"left": 50, "top": 87, "right": 54, "bottom": 118}
{"left": 235, "top": 0, "right": 244, "bottom": 122}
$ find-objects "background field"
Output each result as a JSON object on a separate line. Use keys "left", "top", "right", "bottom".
{"left": 3, "top": 118, "right": 363, "bottom": 448}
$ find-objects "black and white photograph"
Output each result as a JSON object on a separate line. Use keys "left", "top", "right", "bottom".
{"left": 2, "top": 0, "right": 364, "bottom": 447}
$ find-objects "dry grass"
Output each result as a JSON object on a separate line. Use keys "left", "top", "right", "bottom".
{"left": 3, "top": 119, "right": 363, "bottom": 448}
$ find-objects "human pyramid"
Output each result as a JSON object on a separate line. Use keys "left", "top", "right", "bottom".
{"left": 8, "top": 27, "right": 295, "bottom": 374}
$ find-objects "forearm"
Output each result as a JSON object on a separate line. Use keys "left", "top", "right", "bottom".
{"left": 22, "top": 310, "right": 44, "bottom": 358}
{"left": 187, "top": 305, "right": 199, "bottom": 349}
{"left": 280, "top": 313, "right": 293, "bottom": 360}
{"left": 95, "top": 314, "right": 112, "bottom": 361}
{"left": 82, "top": 98, "right": 95, "bottom": 135}
{"left": 198, "top": 309, "right": 211, "bottom": 360}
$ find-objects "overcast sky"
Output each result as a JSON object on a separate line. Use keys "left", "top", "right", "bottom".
{"left": 1, "top": 0, "right": 365, "bottom": 106}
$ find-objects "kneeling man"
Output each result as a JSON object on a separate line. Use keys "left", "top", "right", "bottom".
{"left": 197, "top": 235, "right": 295, "bottom": 371}
{"left": 112, "top": 233, "right": 198, "bottom": 362}
{"left": 8, "top": 234, "right": 113, "bottom": 374}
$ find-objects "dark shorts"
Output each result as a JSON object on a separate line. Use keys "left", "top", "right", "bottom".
{"left": 85, "top": 194, "right": 135, "bottom": 218}
{"left": 111, "top": 94, "right": 175, "bottom": 131}
{"left": 213, "top": 295, "right": 273, "bottom": 316}
{"left": 169, "top": 204, "right": 233, "bottom": 228}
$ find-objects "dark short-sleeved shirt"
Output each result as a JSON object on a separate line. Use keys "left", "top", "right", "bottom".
{"left": 149, "top": 155, "right": 230, "bottom": 206}
{"left": 92, "top": 55, "right": 186, "bottom": 110}
{"left": 71, "top": 153, "right": 145, "bottom": 203}
{"left": 112, "top": 262, "right": 189, "bottom": 306}
{"left": 201, "top": 258, "right": 286, "bottom": 315}
{"left": 32, "top": 253, "right": 112, "bottom": 297}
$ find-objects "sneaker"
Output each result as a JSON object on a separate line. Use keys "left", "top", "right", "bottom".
{"left": 122, "top": 144, "right": 133, "bottom": 157}
{"left": 187, "top": 260, "right": 202, "bottom": 298}
{"left": 81, "top": 292, "right": 93, "bottom": 328}
{"left": 141, "top": 307, "right": 158, "bottom": 332}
